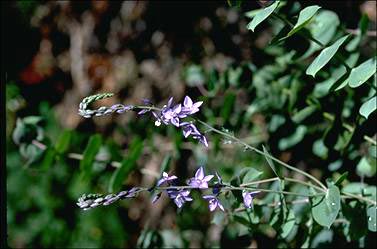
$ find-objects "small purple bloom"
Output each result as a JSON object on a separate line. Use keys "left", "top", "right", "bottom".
{"left": 179, "top": 96, "right": 203, "bottom": 117}
{"left": 203, "top": 195, "right": 225, "bottom": 212}
{"left": 188, "top": 167, "right": 214, "bottom": 189}
{"left": 157, "top": 172, "right": 178, "bottom": 186}
{"left": 242, "top": 191, "right": 260, "bottom": 208}
{"left": 167, "top": 189, "right": 193, "bottom": 208}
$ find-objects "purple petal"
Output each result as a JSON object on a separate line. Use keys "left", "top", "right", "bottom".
{"left": 200, "top": 136, "right": 209, "bottom": 147}
{"left": 243, "top": 192, "right": 253, "bottom": 208}
{"left": 170, "top": 117, "right": 180, "bottom": 127}
{"left": 183, "top": 128, "right": 192, "bottom": 138}
{"left": 209, "top": 200, "right": 217, "bottom": 211}
{"left": 157, "top": 178, "right": 166, "bottom": 186}
{"left": 167, "top": 97, "right": 174, "bottom": 107}
{"left": 138, "top": 109, "right": 149, "bottom": 115}
{"left": 173, "top": 104, "right": 182, "bottom": 114}
{"left": 218, "top": 202, "right": 225, "bottom": 211}
{"left": 167, "top": 175, "right": 178, "bottom": 181}
{"left": 203, "top": 195, "right": 214, "bottom": 200}
{"left": 152, "top": 192, "right": 162, "bottom": 203}
{"left": 199, "top": 181, "right": 209, "bottom": 189}
{"left": 174, "top": 198, "right": 183, "bottom": 208}
{"left": 193, "top": 101, "right": 203, "bottom": 109}
{"left": 203, "top": 175, "right": 214, "bottom": 182}
{"left": 184, "top": 96, "right": 193, "bottom": 107}
{"left": 195, "top": 167, "right": 205, "bottom": 180}
{"left": 188, "top": 179, "right": 201, "bottom": 188}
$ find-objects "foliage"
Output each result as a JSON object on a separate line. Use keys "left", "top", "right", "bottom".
{"left": 6, "top": 1, "right": 377, "bottom": 248}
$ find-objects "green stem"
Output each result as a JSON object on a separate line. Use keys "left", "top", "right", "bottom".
{"left": 196, "top": 119, "right": 328, "bottom": 190}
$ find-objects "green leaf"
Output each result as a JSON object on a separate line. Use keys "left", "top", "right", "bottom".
{"left": 291, "top": 105, "right": 317, "bottom": 123}
{"left": 312, "top": 139, "right": 328, "bottom": 159}
{"left": 306, "top": 35, "right": 350, "bottom": 77}
{"left": 220, "top": 93, "right": 236, "bottom": 122}
{"left": 311, "top": 184, "right": 341, "bottom": 228}
{"left": 334, "top": 172, "right": 348, "bottom": 187}
{"left": 79, "top": 134, "right": 102, "bottom": 177}
{"left": 159, "top": 154, "right": 172, "bottom": 175}
{"left": 242, "top": 168, "right": 263, "bottom": 184}
{"left": 348, "top": 58, "right": 376, "bottom": 88}
{"left": 246, "top": 1, "right": 279, "bottom": 32}
{"left": 301, "top": 10, "right": 340, "bottom": 59}
{"left": 41, "top": 147, "right": 56, "bottom": 170}
{"left": 109, "top": 137, "right": 143, "bottom": 192}
{"left": 278, "top": 125, "right": 307, "bottom": 150}
{"left": 367, "top": 206, "right": 377, "bottom": 232}
{"left": 356, "top": 156, "right": 376, "bottom": 177}
{"left": 287, "top": 5, "right": 321, "bottom": 37}
{"left": 281, "top": 210, "right": 295, "bottom": 239}
{"left": 55, "top": 130, "right": 72, "bottom": 154}
{"left": 262, "top": 145, "right": 282, "bottom": 179}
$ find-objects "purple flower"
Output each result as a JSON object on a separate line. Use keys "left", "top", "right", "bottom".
{"left": 203, "top": 195, "right": 225, "bottom": 212}
{"left": 167, "top": 189, "right": 193, "bottom": 208}
{"left": 157, "top": 172, "right": 178, "bottom": 186}
{"left": 179, "top": 96, "right": 203, "bottom": 117}
{"left": 188, "top": 167, "right": 214, "bottom": 189}
{"left": 180, "top": 122, "right": 209, "bottom": 147}
{"left": 242, "top": 191, "right": 260, "bottom": 208}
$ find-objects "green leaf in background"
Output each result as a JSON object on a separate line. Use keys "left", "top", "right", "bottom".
{"left": 312, "top": 139, "right": 328, "bottom": 159}
{"left": 311, "top": 184, "right": 341, "bottom": 228}
{"left": 278, "top": 125, "right": 307, "bottom": 150}
{"left": 367, "top": 206, "right": 377, "bottom": 232}
{"left": 262, "top": 145, "right": 282, "bottom": 179}
{"left": 281, "top": 209, "right": 295, "bottom": 239}
{"left": 242, "top": 168, "right": 263, "bottom": 184}
{"left": 109, "top": 137, "right": 143, "bottom": 192}
{"left": 247, "top": 1, "right": 279, "bottom": 32}
{"left": 348, "top": 57, "right": 376, "bottom": 88}
{"left": 301, "top": 10, "right": 340, "bottom": 59}
{"left": 356, "top": 156, "right": 376, "bottom": 178}
{"left": 306, "top": 35, "right": 350, "bottom": 77}
{"left": 80, "top": 134, "right": 102, "bottom": 177}
{"left": 291, "top": 105, "right": 317, "bottom": 123}
{"left": 159, "top": 154, "right": 172, "bottom": 175}
{"left": 360, "top": 96, "right": 377, "bottom": 119}
{"left": 334, "top": 172, "right": 348, "bottom": 187}
{"left": 287, "top": 5, "right": 321, "bottom": 37}
{"left": 346, "top": 14, "right": 369, "bottom": 52}
{"left": 41, "top": 148, "right": 56, "bottom": 170}
{"left": 55, "top": 130, "right": 72, "bottom": 154}
{"left": 220, "top": 93, "right": 236, "bottom": 122}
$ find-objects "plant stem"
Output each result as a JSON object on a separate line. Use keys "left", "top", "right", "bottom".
{"left": 341, "top": 192, "right": 377, "bottom": 206}
{"left": 196, "top": 119, "right": 328, "bottom": 190}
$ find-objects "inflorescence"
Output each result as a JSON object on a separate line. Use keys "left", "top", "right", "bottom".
{"left": 77, "top": 167, "right": 260, "bottom": 212}
{"left": 78, "top": 94, "right": 208, "bottom": 147}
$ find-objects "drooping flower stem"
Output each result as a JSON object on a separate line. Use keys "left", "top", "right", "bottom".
{"left": 195, "top": 119, "right": 328, "bottom": 191}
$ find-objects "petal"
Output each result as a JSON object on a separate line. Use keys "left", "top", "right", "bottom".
{"left": 188, "top": 179, "right": 201, "bottom": 188}
{"left": 202, "top": 195, "right": 214, "bottom": 200}
{"left": 167, "top": 97, "right": 173, "bottom": 107}
{"left": 195, "top": 167, "right": 205, "bottom": 180}
{"left": 199, "top": 181, "right": 209, "bottom": 189}
{"left": 174, "top": 198, "right": 183, "bottom": 208}
{"left": 157, "top": 178, "right": 166, "bottom": 186}
{"left": 183, "top": 128, "right": 192, "bottom": 138}
{"left": 200, "top": 136, "right": 209, "bottom": 147}
{"left": 209, "top": 201, "right": 217, "bottom": 211}
{"left": 170, "top": 117, "right": 180, "bottom": 127}
{"left": 173, "top": 104, "right": 182, "bottom": 113}
{"left": 167, "top": 175, "right": 178, "bottom": 181}
{"left": 218, "top": 202, "right": 225, "bottom": 211}
{"left": 162, "top": 172, "right": 169, "bottom": 177}
{"left": 185, "top": 197, "right": 193, "bottom": 202}
{"left": 184, "top": 96, "right": 193, "bottom": 107}
{"left": 203, "top": 175, "right": 214, "bottom": 182}
{"left": 193, "top": 101, "right": 203, "bottom": 109}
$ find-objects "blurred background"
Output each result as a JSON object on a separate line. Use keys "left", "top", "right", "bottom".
{"left": 4, "top": 1, "right": 376, "bottom": 248}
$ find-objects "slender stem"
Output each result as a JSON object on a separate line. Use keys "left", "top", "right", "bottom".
{"left": 364, "top": 135, "right": 377, "bottom": 146}
{"left": 196, "top": 119, "right": 328, "bottom": 190}
{"left": 341, "top": 192, "right": 377, "bottom": 206}
{"left": 240, "top": 177, "right": 279, "bottom": 187}
{"left": 284, "top": 177, "right": 326, "bottom": 193}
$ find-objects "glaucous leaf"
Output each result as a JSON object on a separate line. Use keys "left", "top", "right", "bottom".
{"left": 306, "top": 35, "right": 350, "bottom": 77}
{"left": 356, "top": 156, "right": 376, "bottom": 177}
{"left": 311, "top": 184, "right": 341, "bottom": 228}
{"left": 348, "top": 57, "right": 376, "bottom": 88}
{"left": 367, "top": 206, "right": 377, "bottom": 232}
{"left": 247, "top": 1, "right": 279, "bottom": 32}
{"left": 287, "top": 5, "right": 321, "bottom": 37}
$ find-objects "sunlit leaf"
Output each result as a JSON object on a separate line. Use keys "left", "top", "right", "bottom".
{"left": 311, "top": 184, "right": 340, "bottom": 228}
{"left": 247, "top": 1, "right": 279, "bottom": 32}
{"left": 367, "top": 206, "right": 377, "bottom": 232}
{"left": 55, "top": 130, "right": 72, "bottom": 154}
{"left": 348, "top": 57, "right": 376, "bottom": 88}
{"left": 278, "top": 125, "right": 307, "bottom": 150}
{"left": 356, "top": 156, "right": 376, "bottom": 177}
{"left": 281, "top": 210, "right": 295, "bottom": 238}
{"left": 287, "top": 5, "right": 321, "bottom": 37}
{"left": 306, "top": 35, "right": 350, "bottom": 77}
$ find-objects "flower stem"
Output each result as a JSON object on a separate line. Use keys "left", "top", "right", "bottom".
{"left": 196, "top": 119, "right": 328, "bottom": 191}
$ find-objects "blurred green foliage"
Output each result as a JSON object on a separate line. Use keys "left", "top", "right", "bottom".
{"left": 6, "top": 1, "right": 377, "bottom": 248}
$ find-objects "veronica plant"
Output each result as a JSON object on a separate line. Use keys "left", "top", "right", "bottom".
{"left": 76, "top": 93, "right": 376, "bottom": 232}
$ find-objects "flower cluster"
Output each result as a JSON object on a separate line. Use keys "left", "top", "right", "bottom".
{"left": 77, "top": 167, "right": 260, "bottom": 212}
{"left": 139, "top": 96, "right": 208, "bottom": 147}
